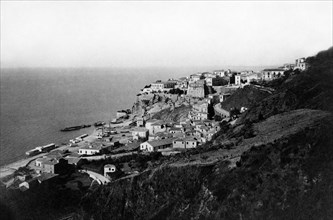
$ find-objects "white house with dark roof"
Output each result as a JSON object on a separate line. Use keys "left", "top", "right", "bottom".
{"left": 261, "top": 68, "right": 284, "bottom": 81}
{"left": 140, "top": 138, "right": 174, "bottom": 152}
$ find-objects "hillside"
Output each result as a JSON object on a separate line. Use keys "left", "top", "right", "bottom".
{"left": 220, "top": 85, "right": 271, "bottom": 111}
{"left": 79, "top": 47, "right": 333, "bottom": 220}
{"left": 151, "top": 105, "right": 192, "bottom": 122}
{"left": 80, "top": 109, "right": 333, "bottom": 219}
{"left": 239, "top": 47, "right": 333, "bottom": 123}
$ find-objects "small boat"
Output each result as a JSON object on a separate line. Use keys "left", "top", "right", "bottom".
{"left": 60, "top": 124, "right": 91, "bottom": 132}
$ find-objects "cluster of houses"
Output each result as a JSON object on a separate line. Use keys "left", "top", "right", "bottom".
{"left": 12, "top": 56, "right": 310, "bottom": 190}
{"left": 135, "top": 116, "right": 220, "bottom": 152}
{"left": 140, "top": 56, "right": 309, "bottom": 97}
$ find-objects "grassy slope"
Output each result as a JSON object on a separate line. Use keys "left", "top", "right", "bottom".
{"left": 151, "top": 105, "right": 192, "bottom": 122}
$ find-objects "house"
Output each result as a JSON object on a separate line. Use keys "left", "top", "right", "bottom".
{"left": 140, "top": 138, "right": 174, "bottom": 152}
{"left": 163, "top": 80, "right": 177, "bottom": 90}
{"left": 173, "top": 137, "right": 199, "bottom": 149}
{"left": 169, "top": 127, "right": 183, "bottom": 134}
{"left": 187, "top": 80, "right": 205, "bottom": 98}
{"left": 42, "top": 158, "right": 70, "bottom": 175}
{"left": 205, "top": 77, "right": 214, "bottom": 86}
{"left": 145, "top": 119, "right": 161, "bottom": 133}
{"left": 151, "top": 81, "right": 164, "bottom": 91}
{"left": 235, "top": 75, "right": 241, "bottom": 85}
{"left": 261, "top": 69, "right": 284, "bottom": 81}
{"left": 78, "top": 145, "right": 104, "bottom": 155}
{"left": 35, "top": 157, "right": 51, "bottom": 167}
{"left": 189, "top": 73, "right": 202, "bottom": 83}
{"left": 219, "top": 93, "right": 231, "bottom": 102}
{"left": 176, "top": 77, "right": 189, "bottom": 90}
{"left": 189, "top": 101, "right": 209, "bottom": 120}
{"left": 136, "top": 117, "right": 145, "bottom": 127}
{"left": 213, "top": 70, "right": 226, "bottom": 77}
{"left": 131, "top": 127, "right": 149, "bottom": 140}
{"left": 104, "top": 164, "right": 116, "bottom": 177}
{"left": 145, "top": 119, "right": 166, "bottom": 134}
{"left": 295, "top": 57, "right": 308, "bottom": 70}
{"left": 173, "top": 139, "right": 186, "bottom": 148}
{"left": 151, "top": 121, "right": 167, "bottom": 134}
{"left": 240, "top": 72, "right": 259, "bottom": 84}
{"left": 65, "top": 157, "right": 82, "bottom": 166}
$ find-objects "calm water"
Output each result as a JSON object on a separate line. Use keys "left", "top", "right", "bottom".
{"left": 0, "top": 67, "right": 183, "bottom": 166}
{"left": 0, "top": 66, "right": 266, "bottom": 166}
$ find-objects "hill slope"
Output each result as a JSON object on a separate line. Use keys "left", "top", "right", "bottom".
{"left": 80, "top": 109, "right": 333, "bottom": 219}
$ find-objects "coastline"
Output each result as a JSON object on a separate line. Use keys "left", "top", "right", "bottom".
{"left": 0, "top": 116, "right": 135, "bottom": 180}
{"left": 0, "top": 128, "right": 98, "bottom": 180}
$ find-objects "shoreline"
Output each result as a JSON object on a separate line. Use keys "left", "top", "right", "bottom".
{"left": 0, "top": 116, "right": 136, "bottom": 180}
{"left": 0, "top": 128, "right": 99, "bottom": 180}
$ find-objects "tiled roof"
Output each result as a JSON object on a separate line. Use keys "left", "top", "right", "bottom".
{"left": 132, "top": 127, "right": 149, "bottom": 132}
{"left": 147, "top": 138, "right": 174, "bottom": 147}
{"left": 263, "top": 68, "right": 284, "bottom": 71}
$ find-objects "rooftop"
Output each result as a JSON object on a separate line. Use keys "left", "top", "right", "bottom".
{"left": 263, "top": 68, "right": 284, "bottom": 71}
{"left": 147, "top": 138, "right": 174, "bottom": 147}
{"left": 132, "top": 127, "right": 149, "bottom": 132}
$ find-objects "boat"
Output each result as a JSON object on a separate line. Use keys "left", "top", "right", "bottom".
{"left": 60, "top": 124, "right": 91, "bottom": 132}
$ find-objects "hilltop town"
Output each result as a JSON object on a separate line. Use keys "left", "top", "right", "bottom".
{"left": 0, "top": 57, "right": 309, "bottom": 189}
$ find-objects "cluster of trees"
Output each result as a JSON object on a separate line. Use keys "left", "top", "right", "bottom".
{"left": 168, "top": 88, "right": 185, "bottom": 95}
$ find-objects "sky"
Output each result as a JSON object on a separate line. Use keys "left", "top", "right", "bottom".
{"left": 1, "top": 1, "right": 332, "bottom": 68}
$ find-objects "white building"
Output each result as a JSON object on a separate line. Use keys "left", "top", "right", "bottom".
{"left": 78, "top": 145, "right": 103, "bottom": 155}
{"left": 104, "top": 164, "right": 116, "bottom": 177}
{"left": 261, "top": 69, "right": 284, "bottom": 81}
{"left": 173, "top": 137, "right": 199, "bottom": 149}
{"left": 140, "top": 138, "right": 173, "bottom": 152}
{"left": 131, "top": 127, "right": 149, "bottom": 140}
{"left": 295, "top": 58, "right": 308, "bottom": 71}
{"left": 151, "top": 81, "right": 164, "bottom": 91}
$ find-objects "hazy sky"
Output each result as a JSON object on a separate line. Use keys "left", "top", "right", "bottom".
{"left": 1, "top": 1, "right": 332, "bottom": 68}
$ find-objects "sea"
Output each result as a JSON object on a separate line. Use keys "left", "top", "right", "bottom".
{"left": 0, "top": 66, "right": 267, "bottom": 166}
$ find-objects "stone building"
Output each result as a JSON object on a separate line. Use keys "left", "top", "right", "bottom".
{"left": 261, "top": 68, "right": 284, "bottom": 81}
{"left": 295, "top": 58, "right": 309, "bottom": 71}
{"left": 187, "top": 80, "right": 205, "bottom": 98}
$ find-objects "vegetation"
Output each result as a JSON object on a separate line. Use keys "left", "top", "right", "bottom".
{"left": 79, "top": 47, "right": 333, "bottom": 220}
